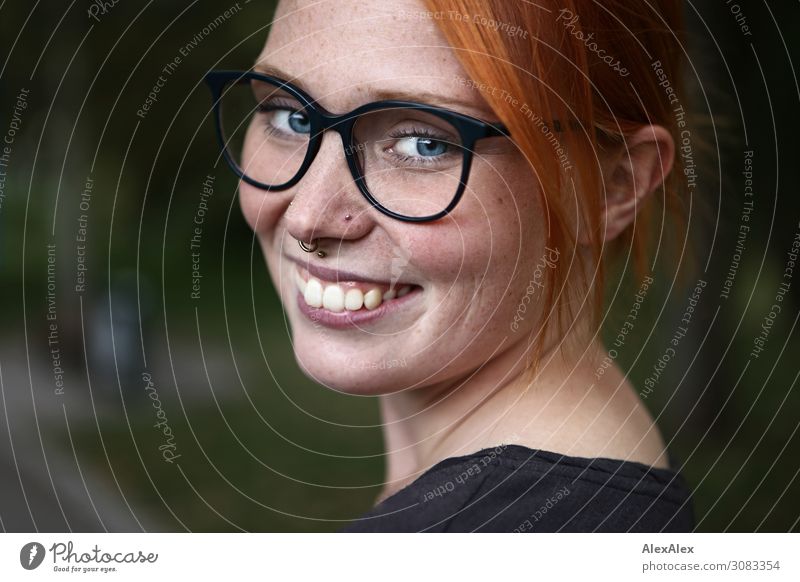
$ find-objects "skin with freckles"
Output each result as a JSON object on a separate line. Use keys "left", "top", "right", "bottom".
{"left": 242, "top": 0, "right": 537, "bottom": 394}
{"left": 240, "top": 0, "right": 675, "bottom": 498}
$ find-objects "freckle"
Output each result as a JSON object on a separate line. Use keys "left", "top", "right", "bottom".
{"left": 496, "top": 197, "right": 504, "bottom": 205}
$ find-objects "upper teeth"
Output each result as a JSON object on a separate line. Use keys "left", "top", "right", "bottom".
{"left": 294, "top": 269, "right": 412, "bottom": 312}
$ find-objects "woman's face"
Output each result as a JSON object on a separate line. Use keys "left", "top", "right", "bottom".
{"left": 241, "top": 0, "right": 554, "bottom": 394}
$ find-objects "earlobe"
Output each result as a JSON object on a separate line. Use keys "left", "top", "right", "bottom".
{"left": 599, "top": 125, "right": 675, "bottom": 243}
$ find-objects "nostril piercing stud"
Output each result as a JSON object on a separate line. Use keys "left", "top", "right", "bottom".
{"left": 344, "top": 214, "right": 352, "bottom": 221}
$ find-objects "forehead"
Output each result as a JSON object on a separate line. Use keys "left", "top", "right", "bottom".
{"left": 258, "top": 0, "right": 480, "bottom": 111}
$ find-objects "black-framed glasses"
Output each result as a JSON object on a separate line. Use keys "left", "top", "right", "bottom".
{"left": 204, "top": 70, "right": 510, "bottom": 222}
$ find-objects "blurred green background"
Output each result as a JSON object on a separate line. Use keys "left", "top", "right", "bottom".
{"left": 0, "top": 1, "right": 797, "bottom": 531}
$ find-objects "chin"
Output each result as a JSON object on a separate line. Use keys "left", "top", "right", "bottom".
{"left": 291, "top": 336, "right": 415, "bottom": 395}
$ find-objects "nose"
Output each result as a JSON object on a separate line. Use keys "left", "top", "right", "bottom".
{"left": 284, "top": 131, "right": 374, "bottom": 245}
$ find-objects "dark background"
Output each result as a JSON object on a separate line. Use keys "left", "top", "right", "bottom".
{"left": 0, "top": 1, "right": 797, "bottom": 532}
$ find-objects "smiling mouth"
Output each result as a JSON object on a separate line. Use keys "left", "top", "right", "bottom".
{"left": 294, "top": 265, "right": 418, "bottom": 312}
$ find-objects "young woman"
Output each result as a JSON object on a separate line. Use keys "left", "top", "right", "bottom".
{"left": 205, "top": 0, "right": 694, "bottom": 531}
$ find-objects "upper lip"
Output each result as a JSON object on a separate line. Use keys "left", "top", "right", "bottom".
{"left": 284, "top": 255, "right": 412, "bottom": 286}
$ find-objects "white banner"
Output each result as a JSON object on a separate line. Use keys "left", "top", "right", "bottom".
{"left": 0, "top": 533, "right": 797, "bottom": 580}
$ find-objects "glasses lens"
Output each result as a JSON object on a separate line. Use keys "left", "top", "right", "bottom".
{"left": 352, "top": 108, "right": 465, "bottom": 219}
{"left": 219, "top": 77, "right": 310, "bottom": 187}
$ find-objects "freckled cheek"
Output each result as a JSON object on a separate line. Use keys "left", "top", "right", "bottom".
{"left": 406, "top": 168, "right": 542, "bottom": 304}
{"left": 401, "top": 224, "right": 502, "bottom": 289}
{"left": 238, "top": 181, "right": 289, "bottom": 239}
{"left": 415, "top": 194, "right": 534, "bottom": 281}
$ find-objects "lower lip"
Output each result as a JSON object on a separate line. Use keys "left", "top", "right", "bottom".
{"left": 295, "top": 287, "right": 422, "bottom": 329}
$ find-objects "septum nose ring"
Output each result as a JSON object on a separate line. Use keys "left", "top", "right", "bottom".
{"left": 296, "top": 212, "right": 352, "bottom": 256}
{"left": 295, "top": 213, "right": 352, "bottom": 256}
{"left": 298, "top": 238, "right": 327, "bottom": 257}
{"left": 298, "top": 239, "right": 318, "bottom": 253}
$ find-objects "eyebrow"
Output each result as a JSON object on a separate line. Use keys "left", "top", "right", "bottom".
{"left": 370, "top": 87, "right": 495, "bottom": 118}
{"left": 253, "top": 63, "right": 310, "bottom": 91}
{"left": 251, "top": 62, "right": 499, "bottom": 121}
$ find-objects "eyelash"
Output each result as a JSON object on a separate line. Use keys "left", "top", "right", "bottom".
{"left": 388, "top": 126, "right": 450, "bottom": 141}
{"left": 387, "top": 127, "right": 458, "bottom": 164}
{"left": 258, "top": 97, "right": 300, "bottom": 111}
{"left": 257, "top": 101, "right": 305, "bottom": 135}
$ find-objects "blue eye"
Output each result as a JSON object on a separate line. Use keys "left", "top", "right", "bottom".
{"left": 286, "top": 110, "right": 310, "bottom": 134}
{"left": 270, "top": 109, "right": 310, "bottom": 134}
{"left": 394, "top": 136, "right": 449, "bottom": 158}
{"left": 258, "top": 104, "right": 311, "bottom": 138}
{"left": 415, "top": 138, "right": 448, "bottom": 156}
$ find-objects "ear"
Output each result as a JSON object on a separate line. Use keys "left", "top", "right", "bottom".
{"left": 593, "top": 125, "right": 675, "bottom": 243}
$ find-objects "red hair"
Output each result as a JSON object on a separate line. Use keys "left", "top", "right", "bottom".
{"left": 424, "top": 0, "right": 687, "bottom": 371}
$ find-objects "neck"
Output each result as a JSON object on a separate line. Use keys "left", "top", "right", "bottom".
{"left": 376, "top": 326, "right": 594, "bottom": 502}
